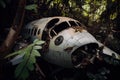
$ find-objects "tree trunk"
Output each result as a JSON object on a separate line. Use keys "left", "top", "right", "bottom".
{"left": 0, "top": 0, "right": 26, "bottom": 79}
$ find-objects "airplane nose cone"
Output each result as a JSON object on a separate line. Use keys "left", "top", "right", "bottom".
{"left": 72, "top": 30, "right": 98, "bottom": 47}
{"left": 64, "top": 30, "right": 99, "bottom": 53}
{"left": 64, "top": 30, "right": 99, "bottom": 68}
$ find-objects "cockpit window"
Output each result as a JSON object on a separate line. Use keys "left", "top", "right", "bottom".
{"left": 50, "top": 30, "right": 57, "bottom": 38}
{"left": 50, "top": 22, "right": 69, "bottom": 38}
{"left": 33, "top": 27, "right": 37, "bottom": 35}
{"left": 69, "top": 21, "right": 78, "bottom": 26}
{"left": 54, "top": 22, "right": 69, "bottom": 34}
{"left": 76, "top": 22, "right": 82, "bottom": 26}
{"left": 69, "top": 21, "right": 85, "bottom": 30}
{"left": 46, "top": 18, "right": 59, "bottom": 29}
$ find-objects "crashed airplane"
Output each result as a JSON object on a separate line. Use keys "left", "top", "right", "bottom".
{"left": 12, "top": 17, "right": 120, "bottom": 68}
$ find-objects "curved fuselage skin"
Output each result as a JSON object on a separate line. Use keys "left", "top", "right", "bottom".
{"left": 23, "top": 17, "right": 120, "bottom": 68}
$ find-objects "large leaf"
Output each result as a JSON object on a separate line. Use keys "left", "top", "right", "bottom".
{"left": 27, "top": 63, "right": 34, "bottom": 71}
{"left": 82, "top": 4, "right": 90, "bottom": 12}
{"left": 32, "top": 50, "right": 41, "bottom": 57}
{"left": 28, "top": 53, "right": 36, "bottom": 64}
{"left": 15, "top": 62, "right": 26, "bottom": 78}
{"left": 33, "top": 46, "right": 42, "bottom": 50}
{"left": 5, "top": 49, "right": 24, "bottom": 58}
{"left": 35, "top": 41, "right": 45, "bottom": 45}
{"left": 33, "top": 39, "right": 39, "bottom": 43}
{"left": 20, "top": 68, "right": 29, "bottom": 80}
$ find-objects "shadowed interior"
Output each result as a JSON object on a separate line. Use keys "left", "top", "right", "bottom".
{"left": 71, "top": 43, "right": 99, "bottom": 67}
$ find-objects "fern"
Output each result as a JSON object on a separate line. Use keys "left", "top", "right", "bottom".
{"left": 5, "top": 39, "right": 44, "bottom": 80}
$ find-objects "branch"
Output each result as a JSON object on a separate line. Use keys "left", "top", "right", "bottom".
{"left": 0, "top": 0, "right": 26, "bottom": 58}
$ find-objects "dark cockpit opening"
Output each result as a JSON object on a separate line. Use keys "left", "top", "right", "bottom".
{"left": 69, "top": 21, "right": 78, "bottom": 26}
{"left": 49, "top": 21, "right": 70, "bottom": 38}
{"left": 54, "top": 22, "right": 69, "bottom": 34}
{"left": 42, "top": 18, "right": 59, "bottom": 40}
{"left": 69, "top": 21, "right": 82, "bottom": 27}
{"left": 46, "top": 18, "right": 59, "bottom": 29}
{"left": 71, "top": 43, "right": 99, "bottom": 68}
{"left": 49, "top": 21, "right": 84, "bottom": 38}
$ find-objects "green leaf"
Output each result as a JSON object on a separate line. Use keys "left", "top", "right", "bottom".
{"left": 82, "top": 4, "right": 90, "bottom": 12}
{"left": 85, "top": 0, "right": 91, "bottom": 3}
{"left": 33, "top": 39, "right": 39, "bottom": 43}
{"left": 5, "top": 52, "right": 19, "bottom": 58}
{"left": 33, "top": 46, "right": 42, "bottom": 50}
{"left": 33, "top": 39, "right": 45, "bottom": 45}
{"left": 82, "top": 11, "right": 88, "bottom": 17}
{"left": 29, "top": 55, "right": 36, "bottom": 64}
{"left": 25, "top": 4, "right": 37, "bottom": 10}
{"left": 23, "top": 48, "right": 31, "bottom": 61}
{"left": 20, "top": 68, "right": 29, "bottom": 80}
{"left": 110, "top": 12, "right": 117, "bottom": 20}
{"left": 35, "top": 40, "right": 45, "bottom": 45}
{"left": 23, "top": 54, "right": 29, "bottom": 62}
{"left": 27, "top": 63, "right": 34, "bottom": 71}
{"left": 15, "top": 62, "right": 25, "bottom": 78}
{"left": 32, "top": 50, "right": 41, "bottom": 57}
{"left": 5, "top": 50, "right": 24, "bottom": 58}
{"left": 5, "top": 44, "right": 33, "bottom": 58}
